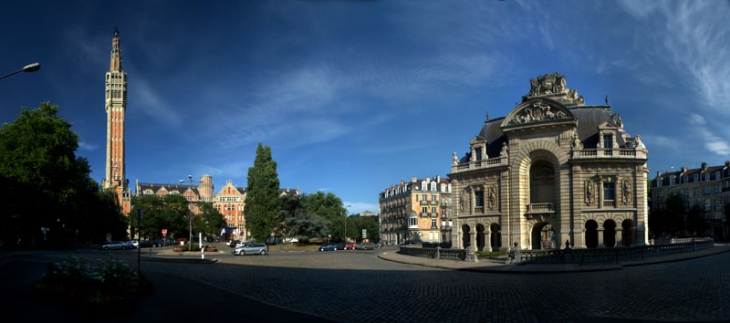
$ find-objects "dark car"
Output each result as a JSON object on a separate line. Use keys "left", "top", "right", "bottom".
{"left": 319, "top": 243, "right": 337, "bottom": 251}
{"left": 139, "top": 240, "right": 155, "bottom": 248}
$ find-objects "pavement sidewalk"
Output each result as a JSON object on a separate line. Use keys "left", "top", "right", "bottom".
{"left": 376, "top": 243, "right": 730, "bottom": 273}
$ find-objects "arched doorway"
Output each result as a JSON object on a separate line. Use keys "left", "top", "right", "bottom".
{"left": 585, "top": 220, "right": 598, "bottom": 248}
{"left": 462, "top": 225, "right": 471, "bottom": 248}
{"left": 490, "top": 223, "right": 501, "bottom": 251}
{"left": 476, "top": 224, "right": 485, "bottom": 251}
{"left": 531, "top": 222, "right": 554, "bottom": 250}
{"left": 604, "top": 220, "right": 616, "bottom": 248}
{"left": 621, "top": 219, "right": 634, "bottom": 247}
{"left": 530, "top": 160, "right": 555, "bottom": 204}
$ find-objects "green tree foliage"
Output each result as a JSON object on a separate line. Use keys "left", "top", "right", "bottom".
{"left": 347, "top": 214, "right": 380, "bottom": 242}
{"left": 663, "top": 191, "right": 686, "bottom": 236}
{"left": 130, "top": 194, "right": 188, "bottom": 240}
{"left": 0, "top": 103, "right": 117, "bottom": 247}
{"left": 244, "top": 143, "right": 281, "bottom": 242}
{"left": 305, "top": 191, "right": 347, "bottom": 237}
{"left": 194, "top": 202, "right": 225, "bottom": 240}
{"left": 279, "top": 194, "right": 330, "bottom": 241}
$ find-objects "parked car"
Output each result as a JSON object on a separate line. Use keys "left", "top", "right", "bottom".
{"left": 374, "top": 242, "right": 382, "bottom": 249}
{"left": 124, "top": 240, "right": 139, "bottom": 249}
{"left": 102, "top": 241, "right": 128, "bottom": 250}
{"left": 319, "top": 243, "right": 337, "bottom": 251}
{"left": 364, "top": 242, "right": 375, "bottom": 250}
{"left": 231, "top": 243, "right": 268, "bottom": 256}
{"left": 345, "top": 242, "right": 357, "bottom": 250}
{"left": 355, "top": 243, "right": 366, "bottom": 250}
{"left": 228, "top": 240, "right": 241, "bottom": 248}
{"left": 139, "top": 240, "right": 155, "bottom": 248}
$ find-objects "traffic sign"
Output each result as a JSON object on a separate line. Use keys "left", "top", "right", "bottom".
{"left": 162, "top": 229, "right": 167, "bottom": 236}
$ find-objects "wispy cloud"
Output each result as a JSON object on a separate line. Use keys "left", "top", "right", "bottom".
{"left": 131, "top": 76, "right": 182, "bottom": 126}
{"left": 689, "top": 114, "right": 730, "bottom": 155}
{"left": 78, "top": 141, "right": 98, "bottom": 151}
{"left": 619, "top": 1, "right": 730, "bottom": 112}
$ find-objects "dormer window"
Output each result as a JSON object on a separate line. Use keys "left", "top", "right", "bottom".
{"left": 705, "top": 173, "right": 710, "bottom": 181}
{"left": 716, "top": 171, "right": 721, "bottom": 180}
{"left": 694, "top": 174, "right": 699, "bottom": 182}
{"left": 475, "top": 147, "right": 483, "bottom": 161}
{"left": 669, "top": 176, "right": 675, "bottom": 186}
{"left": 430, "top": 182, "right": 437, "bottom": 191}
{"left": 603, "top": 134, "right": 613, "bottom": 149}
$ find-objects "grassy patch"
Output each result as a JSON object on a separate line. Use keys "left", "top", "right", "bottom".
{"left": 276, "top": 243, "right": 323, "bottom": 252}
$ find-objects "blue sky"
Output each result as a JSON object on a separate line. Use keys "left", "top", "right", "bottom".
{"left": 1, "top": 1, "right": 729, "bottom": 215}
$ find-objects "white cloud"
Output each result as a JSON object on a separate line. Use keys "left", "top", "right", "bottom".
{"left": 78, "top": 141, "right": 98, "bottom": 151}
{"left": 688, "top": 114, "right": 730, "bottom": 156}
{"left": 131, "top": 77, "right": 181, "bottom": 127}
{"left": 344, "top": 201, "right": 380, "bottom": 215}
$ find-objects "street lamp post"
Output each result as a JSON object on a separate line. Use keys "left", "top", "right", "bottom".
{"left": 0, "top": 62, "right": 41, "bottom": 80}
{"left": 179, "top": 175, "right": 194, "bottom": 250}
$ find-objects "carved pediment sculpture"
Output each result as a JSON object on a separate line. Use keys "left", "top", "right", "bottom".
{"left": 524, "top": 73, "right": 585, "bottom": 106}
{"left": 506, "top": 101, "right": 570, "bottom": 126}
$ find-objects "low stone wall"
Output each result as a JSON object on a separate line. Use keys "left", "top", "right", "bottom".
{"left": 520, "top": 238, "right": 714, "bottom": 264}
{"left": 399, "top": 238, "right": 714, "bottom": 264}
{"left": 398, "top": 246, "right": 465, "bottom": 261}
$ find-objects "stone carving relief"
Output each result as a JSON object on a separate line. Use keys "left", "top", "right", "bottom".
{"left": 622, "top": 178, "right": 633, "bottom": 205}
{"left": 571, "top": 130, "right": 583, "bottom": 150}
{"left": 507, "top": 101, "right": 569, "bottom": 125}
{"left": 459, "top": 187, "right": 471, "bottom": 212}
{"left": 524, "top": 72, "right": 585, "bottom": 105}
{"left": 500, "top": 142, "right": 509, "bottom": 157}
{"left": 585, "top": 179, "right": 595, "bottom": 206}
{"left": 487, "top": 185, "right": 497, "bottom": 211}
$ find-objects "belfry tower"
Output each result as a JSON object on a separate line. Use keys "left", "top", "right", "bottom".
{"left": 102, "top": 28, "right": 131, "bottom": 214}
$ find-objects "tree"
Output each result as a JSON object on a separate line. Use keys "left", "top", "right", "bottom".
{"left": 349, "top": 214, "right": 380, "bottom": 242}
{"left": 194, "top": 202, "right": 225, "bottom": 241}
{"left": 663, "top": 191, "right": 686, "bottom": 237}
{"left": 279, "top": 193, "right": 330, "bottom": 242}
{"left": 130, "top": 194, "right": 188, "bottom": 240}
{"left": 244, "top": 143, "right": 281, "bottom": 242}
{"left": 305, "top": 191, "right": 347, "bottom": 239}
{"left": 0, "top": 103, "right": 97, "bottom": 247}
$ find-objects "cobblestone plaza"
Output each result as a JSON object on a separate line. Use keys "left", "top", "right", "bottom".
{"left": 12, "top": 246, "right": 722, "bottom": 323}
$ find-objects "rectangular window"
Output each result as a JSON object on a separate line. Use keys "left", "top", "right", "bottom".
{"left": 431, "top": 207, "right": 437, "bottom": 214}
{"left": 475, "top": 190, "right": 484, "bottom": 207}
{"left": 603, "top": 135, "right": 612, "bottom": 149}
{"left": 704, "top": 186, "right": 710, "bottom": 195}
{"left": 475, "top": 147, "right": 482, "bottom": 161}
{"left": 603, "top": 182, "right": 615, "bottom": 200}
{"left": 431, "top": 195, "right": 436, "bottom": 201}
{"left": 431, "top": 219, "right": 437, "bottom": 228}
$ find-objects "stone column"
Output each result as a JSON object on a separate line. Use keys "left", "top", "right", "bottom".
{"left": 470, "top": 225, "right": 477, "bottom": 250}
{"left": 485, "top": 230, "right": 492, "bottom": 252}
{"left": 615, "top": 227, "right": 623, "bottom": 247}
{"left": 597, "top": 227, "right": 605, "bottom": 248}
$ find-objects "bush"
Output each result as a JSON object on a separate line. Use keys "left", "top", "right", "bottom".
{"left": 32, "top": 257, "right": 151, "bottom": 317}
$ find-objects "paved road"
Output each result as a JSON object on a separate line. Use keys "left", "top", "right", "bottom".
{"left": 5, "top": 246, "right": 730, "bottom": 322}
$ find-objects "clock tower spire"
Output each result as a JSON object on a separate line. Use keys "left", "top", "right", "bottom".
{"left": 102, "top": 28, "right": 130, "bottom": 214}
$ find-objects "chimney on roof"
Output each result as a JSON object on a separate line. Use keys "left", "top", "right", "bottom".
{"left": 412, "top": 176, "right": 417, "bottom": 183}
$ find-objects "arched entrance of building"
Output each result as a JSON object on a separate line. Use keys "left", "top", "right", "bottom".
{"left": 621, "top": 219, "right": 634, "bottom": 247}
{"left": 476, "top": 224, "right": 485, "bottom": 251}
{"left": 530, "top": 160, "right": 556, "bottom": 204}
{"left": 462, "top": 225, "right": 471, "bottom": 248}
{"left": 604, "top": 220, "right": 616, "bottom": 248}
{"left": 531, "top": 222, "right": 555, "bottom": 250}
{"left": 585, "top": 220, "right": 598, "bottom": 248}
{"left": 490, "top": 223, "right": 501, "bottom": 251}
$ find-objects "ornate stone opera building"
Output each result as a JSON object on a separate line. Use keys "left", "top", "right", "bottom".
{"left": 448, "top": 73, "right": 649, "bottom": 251}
